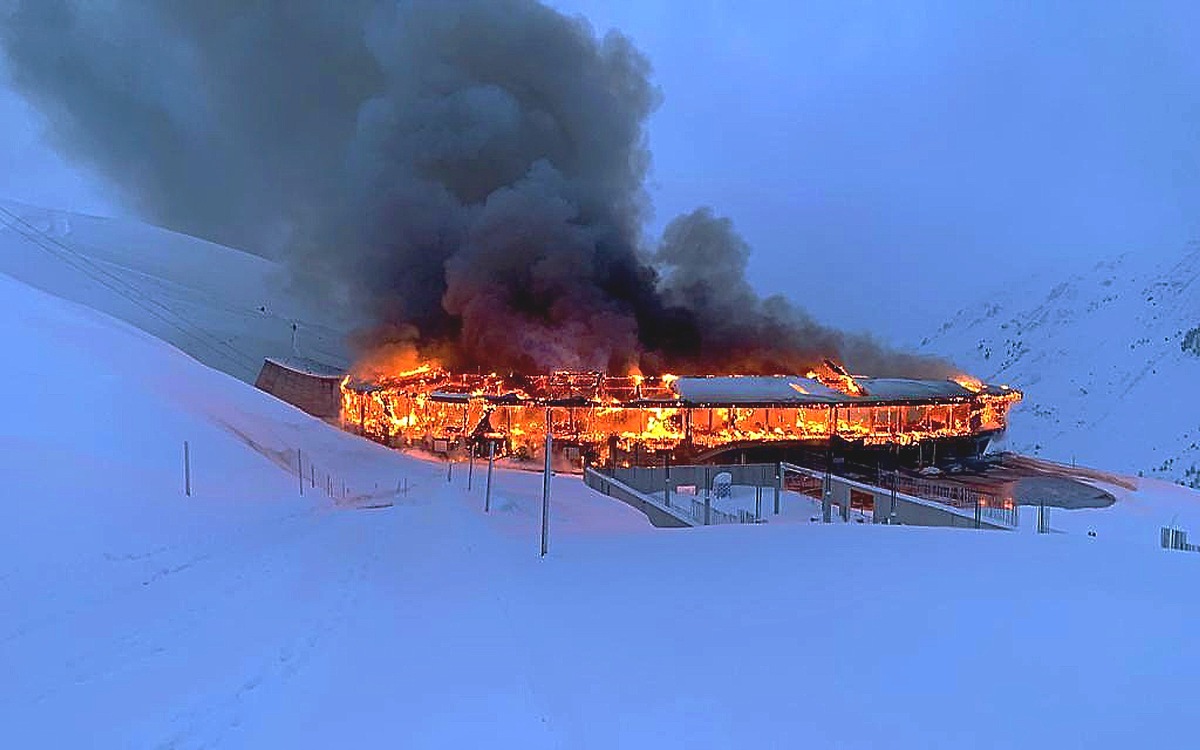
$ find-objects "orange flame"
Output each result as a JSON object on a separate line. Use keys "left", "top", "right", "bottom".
{"left": 339, "top": 360, "right": 1020, "bottom": 469}
{"left": 349, "top": 342, "right": 440, "bottom": 383}
{"left": 953, "top": 376, "right": 984, "bottom": 393}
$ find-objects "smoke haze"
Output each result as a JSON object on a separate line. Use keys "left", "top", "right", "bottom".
{"left": 0, "top": 0, "right": 952, "bottom": 377}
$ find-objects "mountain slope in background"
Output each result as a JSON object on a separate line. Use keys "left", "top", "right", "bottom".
{"left": 6, "top": 198, "right": 1200, "bottom": 491}
{"left": 921, "top": 245, "right": 1200, "bottom": 486}
{"left": 0, "top": 200, "right": 353, "bottom": 382}
{"left": 4, "top": 219, "right": 1200, "bottom": 747}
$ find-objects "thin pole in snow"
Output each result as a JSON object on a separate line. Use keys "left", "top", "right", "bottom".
{"left": 891, "top": 444, "right": 899, "bottom": 522}
{"left": 774, "top": 462, "right": 781, "bottom": 515}
{"left": 541, "top": 408, "right": 552, "bottom": 557}
{"left": 468, "top": 444, "right": 475, "bottom": 491}
{"left": 663, "top": 453, "right": 670, "bottom": 509}
{"left": 704, "top": 465, "right": 711, "bottom": 526}
{"left": 310, "top": 464, "right": 315, "bottom": 489}
{"left": 485, "top": 440, "right": 495, "bottom": 513}
{"left": 298, "top": 450, "right": 304, "bottom": 496}
{"left": 184, "top": 440, "right": 191, "bottom": 497}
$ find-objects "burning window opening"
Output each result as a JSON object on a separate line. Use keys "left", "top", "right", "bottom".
{"left": 339, "top": 363, "right": 1022, "bottom": 469}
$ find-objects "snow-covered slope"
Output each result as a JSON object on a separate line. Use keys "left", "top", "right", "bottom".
{"left": 921, "top": 245, "right": 1200, "bottom": 486}
{"left": 0, "top": 200, "right": 353, "bottom": 382}
{"left": 4, "top": 218, "right": 1200, "bottom": 746}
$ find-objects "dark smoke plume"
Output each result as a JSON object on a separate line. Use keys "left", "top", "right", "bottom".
{"left": 0, "top": 0, "right": 954, "bottom": 378}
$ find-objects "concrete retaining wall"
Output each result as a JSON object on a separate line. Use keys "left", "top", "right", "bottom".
{"left": 583, "top": 469, "right": 692, "bottom": 528}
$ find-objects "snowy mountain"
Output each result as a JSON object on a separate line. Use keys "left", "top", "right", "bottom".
{"left": 920, "top": 244, "right": 1200, "bottom": 486}
{"left": 0, "top": 200, "right": 354, "bottom": 382}
{"left": 5, "top": 196, "right": 1200, "bottom": 743}
{"left": 6, "top": 198, "right": 1199, "bottom": 491}
{"left": 3, "top": 243, "right": 1200, "bottom": 746}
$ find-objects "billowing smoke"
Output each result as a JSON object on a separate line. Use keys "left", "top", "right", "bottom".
{"left": 0, "top": 0, "right": 953, "bottom": 378}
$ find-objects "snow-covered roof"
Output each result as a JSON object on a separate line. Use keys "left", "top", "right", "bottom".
{"left": 674, "top": 376, "right": 845, "bottom": 404}
{"left": 855, "top": 378, "right": 972, "bottom": 401}
{"left": 265, "top": 357, "right": 346, "bottom": 379}
{"left": 673, "top": 375, "right": 991, "bottom": 405}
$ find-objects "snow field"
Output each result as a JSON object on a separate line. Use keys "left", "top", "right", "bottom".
{"left": 1, "top": 210, "right": 1200, "bottom": 746}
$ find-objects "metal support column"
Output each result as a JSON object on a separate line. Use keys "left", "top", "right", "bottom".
{"left": 773, "top": 462, "right": 781, "bottom": 515}
{"left": 540, "top": 408, "right": 552, "bottom": 557}
{"left": 484, "top": 441, "right": 495, "bottom": 513}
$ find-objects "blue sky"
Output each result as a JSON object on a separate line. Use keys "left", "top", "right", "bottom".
{"left": 2, "top": 0, "right": 1198, "bottom": 340}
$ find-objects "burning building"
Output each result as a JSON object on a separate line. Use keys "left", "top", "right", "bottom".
{"left": 9, "top": 0, "right": 1024, "bottom": 473}
{"left": 339, "top": 361, "right": 1021, "bottom": 468}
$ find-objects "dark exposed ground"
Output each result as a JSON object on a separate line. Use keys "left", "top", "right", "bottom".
{"left": 920, "top": 453, "right": 1122, "bottom": 509}
{"left": 1012, "top": 476, "right": 1116, "bottom": 509}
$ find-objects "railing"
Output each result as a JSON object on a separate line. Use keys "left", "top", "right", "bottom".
{"left": 685, "top": 498, "right": 756, "bottom": 525}
{"left": 584, "top": 468, "right": 693, "bottom": 527}
{"left": 588, "top": 464, "right": 773, "bottom": 527}
{"left": 592, "top": 461, "right": 1018, "bottom": 530}
{"left": 603, "top": 463, "right": 780, "bottom": 495}
{"left": 877, "top": 473, "right": 1018, "bottom": 528}
{"left": 1162, "top": 526, "right": 1200, "bottom": 552}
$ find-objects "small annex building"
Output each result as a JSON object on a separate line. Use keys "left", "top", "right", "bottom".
{"left": 254, "top": 357, "right": 345, "bottom": 420}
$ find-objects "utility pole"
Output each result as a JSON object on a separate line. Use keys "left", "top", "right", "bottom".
{"left": 541, "top": 408, "right": 553, "bottom": 557}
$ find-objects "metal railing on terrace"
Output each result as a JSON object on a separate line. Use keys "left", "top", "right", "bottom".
{"left": 876, "top": 473, "right": 1018, "bottom": 528}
